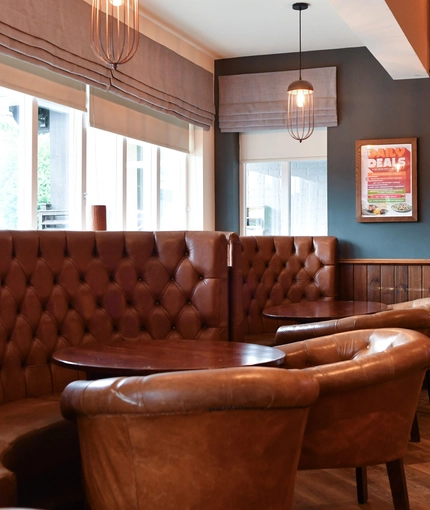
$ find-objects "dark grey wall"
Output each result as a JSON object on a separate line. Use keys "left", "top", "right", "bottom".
{"left": 215, "top": 47, "right": 430, "bottom": 259}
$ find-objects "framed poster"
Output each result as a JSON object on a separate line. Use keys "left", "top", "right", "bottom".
{"left": 356, "top": 138, "right": 417, "bottom": 222}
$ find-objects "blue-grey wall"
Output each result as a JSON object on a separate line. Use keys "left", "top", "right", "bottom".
{"left": 215, "top": 47, "right": 430, "bottom": 259}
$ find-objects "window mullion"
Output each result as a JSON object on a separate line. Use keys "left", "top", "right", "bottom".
{"left": 28, "top": 97, "right": 38, "bottom": 229}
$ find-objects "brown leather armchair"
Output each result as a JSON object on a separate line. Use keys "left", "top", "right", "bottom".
{"left": 277, "top": 328, "right": 430, "bottom": 509}
{"left": 275, "top": 306, "right": 430, "bottom": 415}
{"left": 61, "top": 367, "right": 319, "bottom": 510}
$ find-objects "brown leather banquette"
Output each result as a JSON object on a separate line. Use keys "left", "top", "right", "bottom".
{"left": 0, "top": 230, "right": 230, "bottom": 508}
{"left": 227, "top": 234, "right": 338, "bottom": 345}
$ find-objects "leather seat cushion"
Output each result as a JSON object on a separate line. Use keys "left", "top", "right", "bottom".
{"left": 0, "top": 394, "right": 79, "bottom": 478}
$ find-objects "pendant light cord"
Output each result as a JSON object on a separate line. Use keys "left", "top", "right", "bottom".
{"left": 298, "top": 7, "right": 302, "bottom": 80}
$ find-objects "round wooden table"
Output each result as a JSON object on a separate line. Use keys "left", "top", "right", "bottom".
{"left": 262, "top": 300, "right": 387, "bottom": 322}
{"left": 52, "top": 339, "right": 286, "bottom": 379}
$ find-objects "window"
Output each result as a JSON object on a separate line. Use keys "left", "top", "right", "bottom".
{"left": 0, "top": 88, "right": 26, "bottom": 229}
{"left": 87, "top": 127, "right": 124, "bottom": 230}
{"left": 0, "top": 84, "right": 195, "bottom": 232}
{"left": 240, "top": 128, "right": 328, "bottom": 236}
{"left": 159, "top": 147, "right": 187, "bottom": 230}
{"left": 37, "top": 101, "right": 82, "bottom": 230}
{"left": 0, "top": 88, "right": 82, "bottom": 230}
{"left": 244, "top": 160, "right": 327, "bottom": 236}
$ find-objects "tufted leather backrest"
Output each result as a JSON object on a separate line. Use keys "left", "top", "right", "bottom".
{"left": 61, "top": 366, "right": 319, "bottom": 510}
{"left": 278, "top": 328, "right": 430, "bottom": 469}
{"left": 0, "top": 230, "right": 229, "bottom": 403}
{"left": 228, "top": 235, "right": 338, "bottom": 343}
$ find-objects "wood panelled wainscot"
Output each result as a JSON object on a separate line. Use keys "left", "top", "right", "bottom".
{"left": 339, "top": 260, "right": 430, "bottom": 304}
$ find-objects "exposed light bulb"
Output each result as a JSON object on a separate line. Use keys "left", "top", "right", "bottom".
{"left": 110, "top": 0, "right": 124, "bottom": 6}
{"left": 296, "top": 90, "right": 305, "bottom": 108}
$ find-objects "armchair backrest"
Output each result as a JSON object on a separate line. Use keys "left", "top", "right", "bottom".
{"left": 275, "top": 307, "right": 430, "bottom": 344}
{"left": 388, "top": 297, "right": 430, "bottom": 313}
{"left": 61, "top": 366, "right": 319, "bottom": 510}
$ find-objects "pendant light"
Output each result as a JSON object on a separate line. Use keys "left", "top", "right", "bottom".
{"left": 91, "top": 0, "right": 139, "bottom": 70}
{"left": 287, "top": 2, "right": 314, "bottom": 142}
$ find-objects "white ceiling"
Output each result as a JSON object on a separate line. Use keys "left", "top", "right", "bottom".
{"left": 140, "top": 0, "right": 429, "bottom": 80}
{"left": 140, "top": 0, "right": 363, "bottom": 58}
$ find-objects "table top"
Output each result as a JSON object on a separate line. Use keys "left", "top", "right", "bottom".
{"left": 52, "top": 339, "right": 286, "bottom": 377}
{"left": 262, "top": 300, "right": 387, "bottom": 322}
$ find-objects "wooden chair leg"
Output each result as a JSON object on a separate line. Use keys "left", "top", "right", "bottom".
{"left": 386, "top": 459, "right": 410, "bottom": 510}
{"left": 355, "top": 466, "right": 368, "bottom": 504}
{"left": 426, "top": 369, "right": 430, "bottom": 401}
{"left": 410, "top": 412, "right": 420, "bottom": 442}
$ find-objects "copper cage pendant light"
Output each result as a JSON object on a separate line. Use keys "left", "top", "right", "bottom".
{"left": 91, "top": 0, "right": 139, "bottom": 70}
{"left": 287, "top": 2, "right": 314, "bottom": 142}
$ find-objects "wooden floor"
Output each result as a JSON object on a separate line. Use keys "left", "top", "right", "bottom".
{"left": 292, "top": 390, "right": 430, "bottom": 510}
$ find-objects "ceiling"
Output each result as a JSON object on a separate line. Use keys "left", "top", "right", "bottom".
{"left": 139, "top": 0, "right": 429, "bottom": 80}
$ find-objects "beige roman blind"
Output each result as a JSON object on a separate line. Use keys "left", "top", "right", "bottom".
{"left": 0, "top": 0, "right": 215, "bottom": 130}
{"left": 89, "top": 88, "right": 190, "bottom": 153}
{"left": 218, "top": 67, "right": 337, "bottom": 132}
{"left": 0, "top": 53, "right": 87, "bottom": 112}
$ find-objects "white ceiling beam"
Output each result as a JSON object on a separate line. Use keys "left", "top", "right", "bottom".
{"left": 327, "top": 0, "right": 429, "bottom": 79}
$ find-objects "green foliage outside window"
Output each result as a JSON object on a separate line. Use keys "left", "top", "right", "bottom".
{"left": 37, "top": 132, "right": 51, "bottom": 206}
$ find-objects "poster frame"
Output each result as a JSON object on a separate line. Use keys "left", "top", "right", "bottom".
{"left": 356, "top": 137, "right": 417, "bottom": 223}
